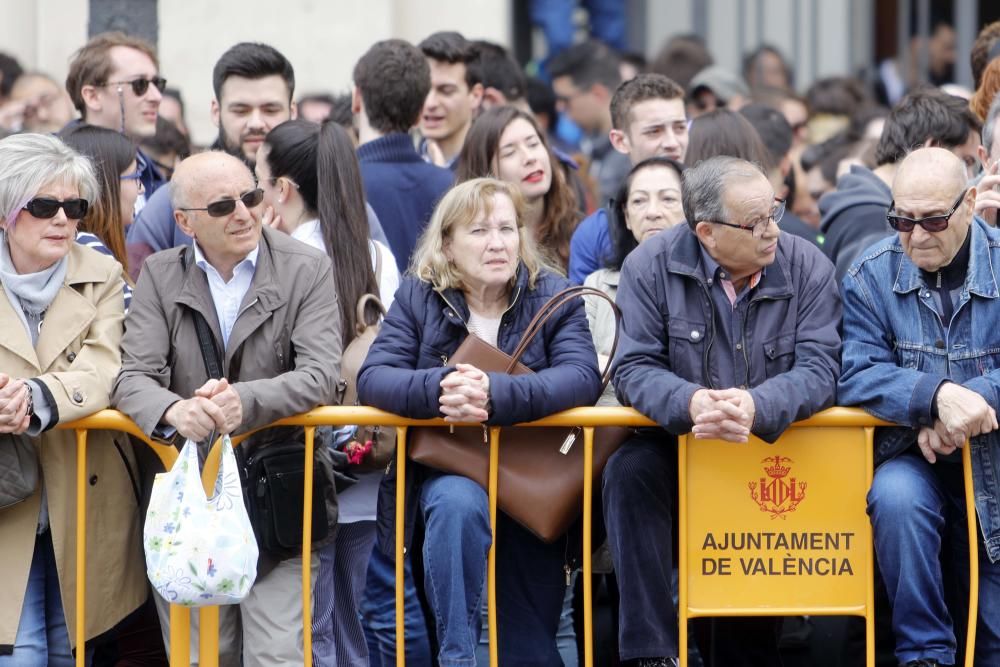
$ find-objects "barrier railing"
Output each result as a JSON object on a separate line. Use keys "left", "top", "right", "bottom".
{"left": 59, "top": 407, "right": 977, "bottom": 667}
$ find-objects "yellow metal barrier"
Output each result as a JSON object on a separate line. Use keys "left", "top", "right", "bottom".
{"left": 60, "top": 407, "right": 978, "bottom": 667}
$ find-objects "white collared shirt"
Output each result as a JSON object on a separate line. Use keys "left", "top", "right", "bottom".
{"left": 290, "top": 218, "right": 400, "bottom": 308}
{"left": 193, "top": 242, "right": 259, "bottom": 349}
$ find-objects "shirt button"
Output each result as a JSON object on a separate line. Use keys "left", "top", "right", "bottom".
{"left": 67, "top": 352, "right": 76, "bottom": 362}
{"left": 740, "top": 384, "right": 747, "bottom": 390}
{"left": 89, "top": 475, "right": 98, "bottom": 486}
{"left": 72, "top": 391, "right": 84, "bottom": 404}
{"left": 690, "top": 330, "right": 701, "bottom": 341}
{"left": 736, "top": 343, "right": 742, "bottom": 350}
{"left": 934, "top": 340, "right": 946, "bottom": 349}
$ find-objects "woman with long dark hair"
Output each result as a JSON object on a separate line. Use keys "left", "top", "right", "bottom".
{"left": 255, "top": 118, "right": 399, "bottom": 667}
{"left": 456, "top": 106, "right": 580, "bottom": 272}
{"left": 59, "top": 124, "right": 143, "bottom": 301}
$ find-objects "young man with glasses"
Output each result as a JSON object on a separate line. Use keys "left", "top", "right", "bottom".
{"left": 840, "top": 147, "right": 1000, "bottom": 667}
{"left": 65, "top": 32, "right": 167, "bottom": 203}
{"left": 605, "top": 156, "right": 841, "bottom": 667}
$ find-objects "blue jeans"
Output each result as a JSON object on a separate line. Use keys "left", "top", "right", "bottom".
{"left": 0, "top": 531, "right": 87, "bottom": 667}
{"left": 362, "top": 543, "right": 433, "bottom": 667}
{"left": 421, "top": 473, "right": 567, "bottom": 666}
{"left": 477, "top": 571, "right": 578, "bottom": 666}
{"left": 868, "top": 451, "right": 1000, "bottom": 665}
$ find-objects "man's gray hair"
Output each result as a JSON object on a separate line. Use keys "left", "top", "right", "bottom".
{"left": 985, "top": 94, "right": 1000, "bottom": 161}
{"left": 0, "top": 133, "right": 98, "bottom": 228}
{"left": 682, "top": 156, "right": 766, "bottom": 230}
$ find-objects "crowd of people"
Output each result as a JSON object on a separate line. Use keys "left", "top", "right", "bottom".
{"left": 0, "top": 14, "right": 999, "bottom": 667}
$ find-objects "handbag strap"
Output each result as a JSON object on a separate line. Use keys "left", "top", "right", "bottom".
{"left": 193, "top": 313, "right": 223, "bottom": 380}
{"left": 373, "top": 240, "right": 382, "bottom": 291}
{"left": 507, "top": 285, "right": 622, "bottom": 387}
{"left": 354, "top": 293, "right": 387, "bottom": 337}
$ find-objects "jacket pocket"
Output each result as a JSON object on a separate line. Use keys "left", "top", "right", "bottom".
{"left": 667, "top": 318, "right": 707, "bottom": 381}
{"left": 273, "top": 326, "right": 292, "bottom": 372}
{"left": 762, "top": 333, "right": 795, "bottom": 376}
{"left": 895, "top": 344, "right": 923, "bottom": 371}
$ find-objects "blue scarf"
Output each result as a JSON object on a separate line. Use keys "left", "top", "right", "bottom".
{"left": 0, "top": 231, "right": 68, "bottom": 344}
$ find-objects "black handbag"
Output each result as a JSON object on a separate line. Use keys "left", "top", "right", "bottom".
{"left": 193, "top": 312, "right": 334, "bottom": 560}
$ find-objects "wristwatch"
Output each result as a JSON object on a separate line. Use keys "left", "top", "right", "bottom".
{"left": 24, "top": 384, "right": 34, "bottom": 420}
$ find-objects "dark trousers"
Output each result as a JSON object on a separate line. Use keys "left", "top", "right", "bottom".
{"left": 602, "top": 433, "right": 783, "bottom": 666}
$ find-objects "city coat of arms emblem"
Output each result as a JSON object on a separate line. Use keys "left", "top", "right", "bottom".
{"left": 749, "top": 456, "right": 807, "bottom": 519}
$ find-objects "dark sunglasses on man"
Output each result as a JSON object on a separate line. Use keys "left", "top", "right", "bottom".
{"left": 886, "top": 188, "right": 967, "bottom": 233}
{"left": 102, "top": 76, "right": 167, "bottom": 97}
{"left": 22, "top": 197, "right": 89, "bottom": 220}
{"left": 177, "top": 188, "right": 264, "bottom": 218}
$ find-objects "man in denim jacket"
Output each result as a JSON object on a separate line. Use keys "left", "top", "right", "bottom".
{"left": 840, "top": 147, "right": 1000, "bottom": 667}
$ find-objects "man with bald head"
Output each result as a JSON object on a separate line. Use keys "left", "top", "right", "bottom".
{"left": 841, "top": 147, "right": 1000, "bottom": 666}
{"left": 113, "top": 151, "right": 342, "bottom": 666}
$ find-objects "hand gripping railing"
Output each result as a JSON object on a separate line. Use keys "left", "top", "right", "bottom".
{"left": 59, "top": 407, "right": 977, "bottom": 667}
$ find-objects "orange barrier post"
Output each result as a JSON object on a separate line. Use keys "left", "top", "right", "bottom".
{"left": 962, "top": 442, "right": 978, "bottom": 667}
{"left": 74, "top": 429, "right": 87, "bottom": 667}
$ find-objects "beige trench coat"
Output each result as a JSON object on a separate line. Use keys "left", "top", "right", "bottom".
{"left": 0, "top": 243, "right": 145, "bottom": 650}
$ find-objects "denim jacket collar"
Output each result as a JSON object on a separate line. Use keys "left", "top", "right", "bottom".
{"left": 667, "top": 225, "right": 793, "bottom": 300}
{"left": 892, "top": 216, "right": 1000, "bottom": 300}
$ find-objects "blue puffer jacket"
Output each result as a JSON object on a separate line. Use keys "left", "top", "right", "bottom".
{"left": 358, "top": 266, "right": 602, "bottom": 552}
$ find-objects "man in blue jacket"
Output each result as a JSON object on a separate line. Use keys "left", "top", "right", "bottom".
{"left": 604, "top": 156, "right": 841, "bottom": 667}
{"left": 353, "top": 39, "right": 454, "bottom": 273}
{"left": 840, "top": 147, "right": 1000, "bottom": 667}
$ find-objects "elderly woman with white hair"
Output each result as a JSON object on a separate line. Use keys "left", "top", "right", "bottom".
{"left": 0, "top": 133, "right": 145, "bottom": 665}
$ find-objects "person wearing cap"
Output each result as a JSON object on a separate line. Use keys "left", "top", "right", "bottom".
{"left": 687, "top": 65, "right": 750, "bottom": 119}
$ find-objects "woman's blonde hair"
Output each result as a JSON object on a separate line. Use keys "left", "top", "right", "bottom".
{"left": 410, "top": 178, "right": 555, "bottom": 292}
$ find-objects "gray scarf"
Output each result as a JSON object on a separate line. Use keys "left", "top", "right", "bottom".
{"left": 0, "top": 231, "right": 68, "bottom": 344}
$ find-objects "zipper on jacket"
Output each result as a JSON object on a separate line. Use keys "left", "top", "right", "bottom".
{"left": 438, "top": 292, "right": 471, "bottom": 331}
{"left": 498, "top": 285, "right": 523, "bottom": 327}
{"left": 696, "top": 280, "right": 717, "bottom": 389}
{"left": 238, "top": 297, "right": 259, "bottom": 319}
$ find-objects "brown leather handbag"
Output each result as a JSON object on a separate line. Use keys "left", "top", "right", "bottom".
{"left": 408, "top": 286, "right": 630, "bottom": 543}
